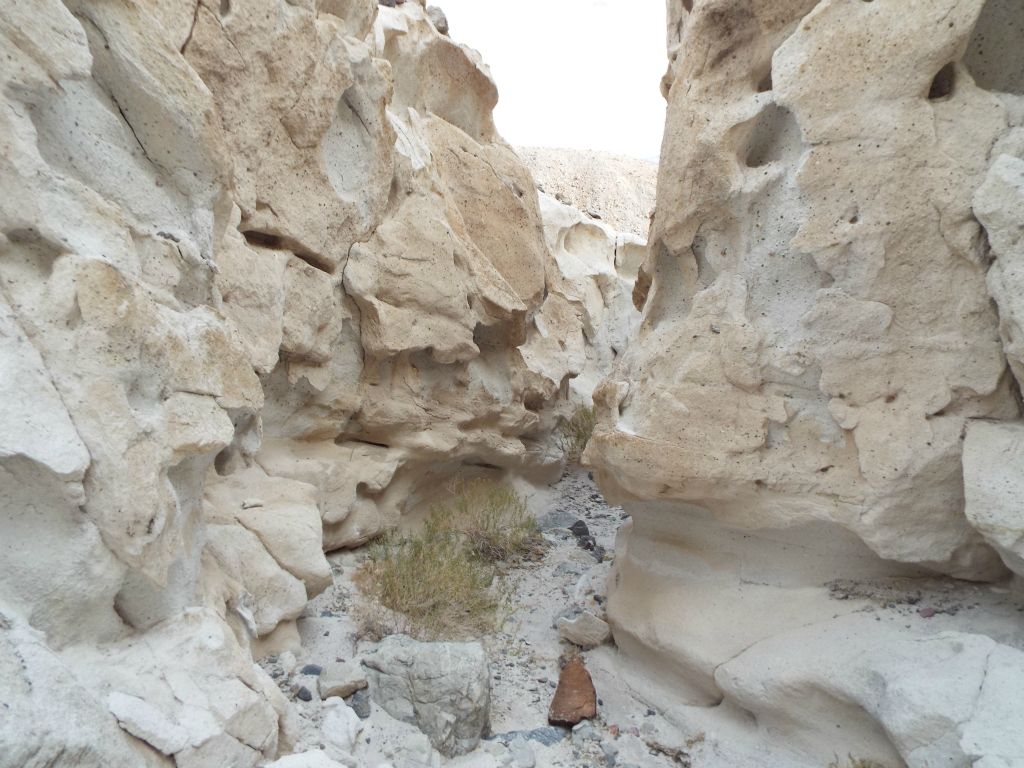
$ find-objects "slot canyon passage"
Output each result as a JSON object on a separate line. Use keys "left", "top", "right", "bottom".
{"left": 4, "top": 0, "right": 1024, "bottom": 766}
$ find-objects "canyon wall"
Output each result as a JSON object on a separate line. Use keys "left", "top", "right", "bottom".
{"left": 588, "top": 0, "right": 1024, "bottom": 765}
{"left": 0, "top": 1, "right": 636, "bottom": 765}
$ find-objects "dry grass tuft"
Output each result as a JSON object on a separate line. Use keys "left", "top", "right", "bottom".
{"left": 355, "top": 478, "right": 540, "bottom": 640}
{"left": 557, "top": 405, "right": 597, "bottom": 462}
{"left": 828, "top": 758, "right": 890, "bottom": 768}
{"left": 430, "top": 477, "right": 543, "bottom": 562}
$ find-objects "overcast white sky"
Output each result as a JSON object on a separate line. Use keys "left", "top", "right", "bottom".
{"left": 437, "top": 0, "right": 667, "bottom": 160}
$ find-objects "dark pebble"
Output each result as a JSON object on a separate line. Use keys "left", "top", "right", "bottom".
{"left": 346, "top": 688, "right": 372, "bottom": 719}
{"left": 296, "top": 686, "right": 313, "bottom": 702}
{"left": 301, "top": 664, "right": 323, "bottom": 676}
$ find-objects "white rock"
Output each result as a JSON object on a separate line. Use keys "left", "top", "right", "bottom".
{"left": 279, "top": 652, "right": 299, "bottom": 675}
{"left": 963, "top": 421, "right": 1024, "bottom": 576}
{"left": 508, "top": 736, "right": 536, "bottom": 768}
{"left": 266, "top": 751, "right": 347, "bottom": 768}
{"left": 204, "top": 466, "right": 333, "bottom": 597}
{"left": 322, "top": 699, "right": 363, "bottom": 760}
{"left": 204, "top": 524, "right": 308, "bottom": 637}
{"left": 556, "top": 611, "right": 611, "bottom": 649}
{"left": 975, "top": 152, "right": 1024, "bottom": 387}
{"left": 362, "top": 635, "right": 490, "bottom": 757}
{"left": 107, "top": 691, "right": 189, "bottom": 755}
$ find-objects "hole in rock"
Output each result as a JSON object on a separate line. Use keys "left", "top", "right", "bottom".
{"left": 241, "top": 229, "right": 334, "bottom": 273}
{"left": 242, "top": 230, "right": 283, "bottom": 249}
{"left": 523, "top": 392, "right": 544, "bottom": 413}
{"left": 691, "top": 234, "right": 717, "bottom": 289}
{"left": 744, "top": 104, "right": 801, "bottom": 168}
{"left": 213, "top": 447, "right": 233, "bottom": 476}
{"left": 964, "top": 0, "right": 1024, "bottom": 95}
{"left": 336, "top": 436, "right": 393, "bottom": 450}
{"left": 928, "top": 63, "right": 956, "bottom": 100}
{"left": 219, "top": 0, "right": 230, "bottom": 16}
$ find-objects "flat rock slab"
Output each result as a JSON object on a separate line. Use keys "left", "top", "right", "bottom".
{"left": 557, "top": 611, "right": 611, "bottom": 649}
{"left": 318, "top": 660, "right": 368, "bottom": 700}
{"left": 548, "top": 658, "right": 597, "bottom": 726}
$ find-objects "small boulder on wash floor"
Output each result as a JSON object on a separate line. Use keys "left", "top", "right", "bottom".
{"left": 557, "top": 611, "right": 611, "bottom": 649}
{"left": 319, "top": 660, "right": 368, "bottom": 700}
{"left": 362, "top": 634, "right": 490, "bottom": 757}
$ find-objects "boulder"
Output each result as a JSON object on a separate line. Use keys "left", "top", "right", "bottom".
{"left": 556, "top": 611, "right": 611, "bottom": 649}
{"left": 362, "top": 635, "right": 490, "bottom": 756}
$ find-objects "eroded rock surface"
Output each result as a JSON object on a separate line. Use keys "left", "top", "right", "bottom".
{"left": 0, "top": 1, "right": 636, "bottom": 765}
{"left": 589, "top": 0, "right": 1024, "bottom": 765}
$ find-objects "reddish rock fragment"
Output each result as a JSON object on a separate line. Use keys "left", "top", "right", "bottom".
{"left": 548, "top": 657, "right": 597, "bottom": 726}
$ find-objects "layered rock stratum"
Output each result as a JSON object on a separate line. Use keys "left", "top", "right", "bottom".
{"left": 0, "top": 1, "right": 638, "bottom": 765}
{"left": 588, "top": 0, "right": 1024, "bottom": 765}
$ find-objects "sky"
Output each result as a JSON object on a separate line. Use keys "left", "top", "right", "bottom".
{"left": 437, "top": 0, "right": 667, "bottom": 161}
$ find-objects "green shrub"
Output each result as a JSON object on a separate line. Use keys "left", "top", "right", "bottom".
{"left": 557, "top": 404, "right": 597, "bottom": 462}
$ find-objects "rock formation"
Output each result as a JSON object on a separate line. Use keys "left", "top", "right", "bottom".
{"left": 6, "top": 0, "right": 1023, "bottom": 765}
{"left": 588, "top": 0, "right": 1024, "bottom": 765}
{"left": 0, "top": 1, "right": 638, "bottom": 765}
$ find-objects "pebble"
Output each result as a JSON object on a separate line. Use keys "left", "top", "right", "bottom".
{"left": 345, "top": 688, "right": 372, "bottom": 719}
{"left": 295, "top": 686, "right": 312, "bottom": 702}
{"left": 300, "top": 664, "right": 323, "bottom": 676}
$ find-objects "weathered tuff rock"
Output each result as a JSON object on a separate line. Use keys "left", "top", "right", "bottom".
{"left": 588, "top": 0, "right": 1024, "bottom": 765}
{"left": 0, "top": 1, "right": 635, "bottom": 766}
{"left": 362, "top": 635, "right": 490, "bottom": 757}
{"left": 963, "top": 421, "right": 1024, "bottom": 575}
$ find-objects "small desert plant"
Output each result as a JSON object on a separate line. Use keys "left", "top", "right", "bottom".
{"left": 557, "top": 404, "right": 597, "bottom": 462}
{"left": 355, "top": 478, "right": 539, "bottom": 639}
{"left": 430, "top": 477, "right": 543, "bottom": 562}
{"left": 356, "top": 527, "right": 508, "bottom": 639}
